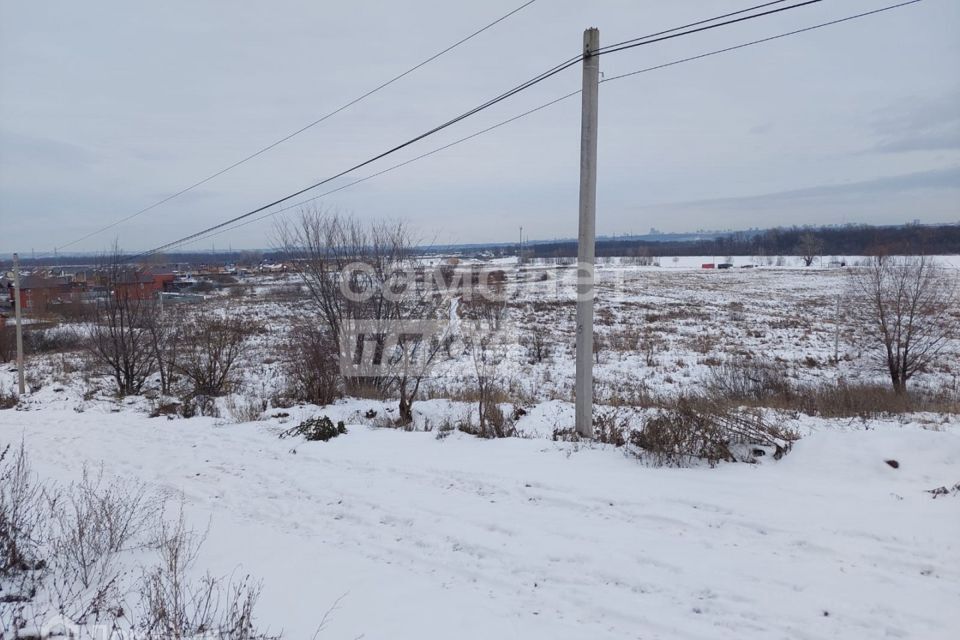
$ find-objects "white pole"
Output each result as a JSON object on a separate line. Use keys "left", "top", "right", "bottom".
{"left": 833, "top": 291, "right": 841, "bottom": 364}
{"left": 13, "top": 253, "right": 25, "bottom": 395}
{"left": 575, "top": 28, "right": 600, "bottom": 438}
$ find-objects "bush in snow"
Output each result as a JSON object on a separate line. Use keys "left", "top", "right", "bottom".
{"left": 0, "top": 444, "right": 283, "bottom": 638}
{"left": 0, "top": 326, "right": 14, "bottom": 363}
{"left": 551, "top": 401, "right": 796, "bottom": 467}
{"left": 137, "top": 511, "right": 279, "bottom": 639}
{"left": 225, "top": 393, "right": 268, "bottom": 423}
{"left": 279, "top": 416, "right": 347, "bottom": 442}
{"left": 280, "top": 322, "right": 341, "bottom": 407}
{"left": 633, "top": 398, "right": 798, "bottom": 467}
{"left": 519, "top": 327, "right": 550, "bottom": 364}
{"left": 706, "top": 357, "right": 794, "bottom": 405}
{"left": 1, "top": 442, "right": 46, "bottom": 577}
{"left": 179, "top": 393, "right": 220, "bottom": 419}
{"left": 175, "top": 310, "right": 252, "bottom": 398}
{"left": 22, "top": 326, "right": 84, "bottom": 356}
{"left": 592, "top": 409, "right": 630, "bottom": 447}
{"left": 0, "top": 386, "right": 18, "bottom": 410}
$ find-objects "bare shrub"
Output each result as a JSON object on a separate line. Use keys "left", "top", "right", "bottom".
{"left": 703, "top": 357, "right": 956, "bottom": 418}
{"left": 459, "top": 398, "right": 514, "bottom": 440}
{"left": 465, "top": 308, "right": 514, "bottom": 438}
{"left": 0, "top": 326, "right": 14, "bottom": 362}
{"left": 707, "top": 357, "right": 794, "bottom": 403}
{"left": 137, "top": 511, "right": 279, "bottom": 639}
{"left": 176, "top": 311, "right": 251, "bottom": 397}
{"left": 0, "top": 444, "right": 48, "bottom": 632}
{"left": 146, "top": 304, "right": 184, "bottom": 397}
{"left": 593, "top": 409, "right": 629, "bottom": 447}
{"left": 45, "top": 465, "right": 160, "bottom": 624}
{"left": 23, "top": 326, "right": 84, "bottom": 356}
{"left": 0, "top": 448, "right": 284, "bottom": 637}
{"left": 0, "top": 386, "right": 18, "bottom": 410}
{"left": 1, "top": 442, "right": 46, "bottom": 576}
{"left": 633, "top": 397, "right": 798, "bottom": 467}
{"left": 0, "top": 455, "right": 159, "bottom": 630}
{"left": 225, "top": 394, "right": 267, "bottom": 423}
{"left": 279, "top": 416, "right": 346, "bottom": 442}
{"left": 520, "top": 327, "right": 552, "bottom": 363}
{"left": 281, "top": 322, "right": 341, "bottom": 406}
{"left": 795, "top": 382, "right": 958, "bottom": 418}
{"left": 179, "top": 393, "right": 220, "bottom": 418}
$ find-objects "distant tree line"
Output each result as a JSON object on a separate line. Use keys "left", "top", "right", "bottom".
{"left": 11, "top": 223, "right": 959, "bottom": 270}
{"left": 527, "top": 223, "right": 960, "bottom": 259}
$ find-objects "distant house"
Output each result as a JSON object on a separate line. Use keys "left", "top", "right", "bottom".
{"left": 110, "top": 270, "right": 175, "bottom": 300}
{"left": 7, "top": 275, "right": 87, "bottom": 314}
{"left": 259, "top": 262, "right": 287, "bottom": 273}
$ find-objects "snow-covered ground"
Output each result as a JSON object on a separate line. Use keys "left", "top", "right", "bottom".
{"left": 2, "top": 400, "right": 959, "bottom": 639}
{"left": 2, "top": 258, "right": 959, "bottom": 638}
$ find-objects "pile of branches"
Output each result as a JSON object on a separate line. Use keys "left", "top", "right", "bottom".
{"left": 279, "top": 416, "right": 347, "bottom": 442}
{"left": 633, "top": 397, "right": 799, "bottom": 467}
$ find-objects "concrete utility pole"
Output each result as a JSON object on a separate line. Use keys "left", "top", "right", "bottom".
{"left": 12, "top": 253, "right": 25, "bottom": 395}
{"left": 833, "top": 291, "right": 841, "bottom": 364}
{"left": 575, "top": 28, "right": 600, "bottom": 438}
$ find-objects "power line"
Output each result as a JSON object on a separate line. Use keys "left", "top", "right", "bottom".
{"left": 44, "top": 0, "right": 821, "bottom": 259}
{"left": 595, "top": 0, "right": 797, "bottom": 53}
{"left": 596, "top": 0, "right": 822, "bottom": 56}
{"left": 176, "top": 92, "right": 585, "bottom": 250}
{"left": 604, "top": 0, "right": 923, "bottom": 81}
{"left": 129, "top": 0, "right": 828, "bottom": 259}
{"left": 175, "top": 0, "right": 925, "bottom": 253}
{"left": 129, "top": 56, "right": 584, "bottom": 260}
{"left": 47, "top": 0, "right": 538, "bottom": 255}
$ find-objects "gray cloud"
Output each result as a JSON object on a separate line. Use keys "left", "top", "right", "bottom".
{"left": 871, "top": 91, "right": 960, "bottom": 153}
{"left": 0, "top": 130, "right": 92, "bottom": 170}
{"left": 649, "top": 166, "right": 960, "bottom": 208}
{"left": 1, "top": 0, "right": 959, "bottom": 252}
{"left": 625, "top": 167, "right": 960, "bottom": 233}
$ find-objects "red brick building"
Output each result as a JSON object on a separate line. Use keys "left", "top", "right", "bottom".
{"left": 7, "top": 275, "right": 87, "bottom": 314}
{"left": 111, "top": 270, "right": 174, "bottom": 300}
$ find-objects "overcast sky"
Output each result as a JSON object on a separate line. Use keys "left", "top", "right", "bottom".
{"left": 1, "top": 0, "right": 958, "bottom": 254}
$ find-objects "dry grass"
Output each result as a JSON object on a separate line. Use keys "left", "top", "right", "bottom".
{"left": 706, "top": 357, "right": 960, "bottom": 418}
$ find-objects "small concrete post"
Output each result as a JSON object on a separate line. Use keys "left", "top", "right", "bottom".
{"left": 13, "top": 253, "right": 25, "bottom": 395}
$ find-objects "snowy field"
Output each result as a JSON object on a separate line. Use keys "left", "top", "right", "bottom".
{"left": 2, "top": 257, "right": 959, "bottom": 638}
{"left": 4, "top": 402, "right": 959, "bottom": 639}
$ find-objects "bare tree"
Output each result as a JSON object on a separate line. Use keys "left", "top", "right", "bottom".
{"left": 276, "top": 207, "right": 448, "bottom": 423}
{"left": 275, "top": 208, "right": 403, "bottom": 351}
{"left": 521, "top": 325, "right": 550, "bottom": 363}
{"left": 850, "top": 255, "right": 959, "bottom": 393}
{"left": 85, "top": 246, "right": 160, "bottom": 396}
{"left": 145, "top": 305, "right": 183, "bottom": 396}
{"left": 461, "top": 294, "right": 512, "bottom": 438}
{"left": 385, "top": 326, "right": 447, "bottom": 424}
{"left": 795, "top": 232, "right": 823, "bottom": 267}
{"left": 0, "top": 325, "right": 14, "bottom": 363}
